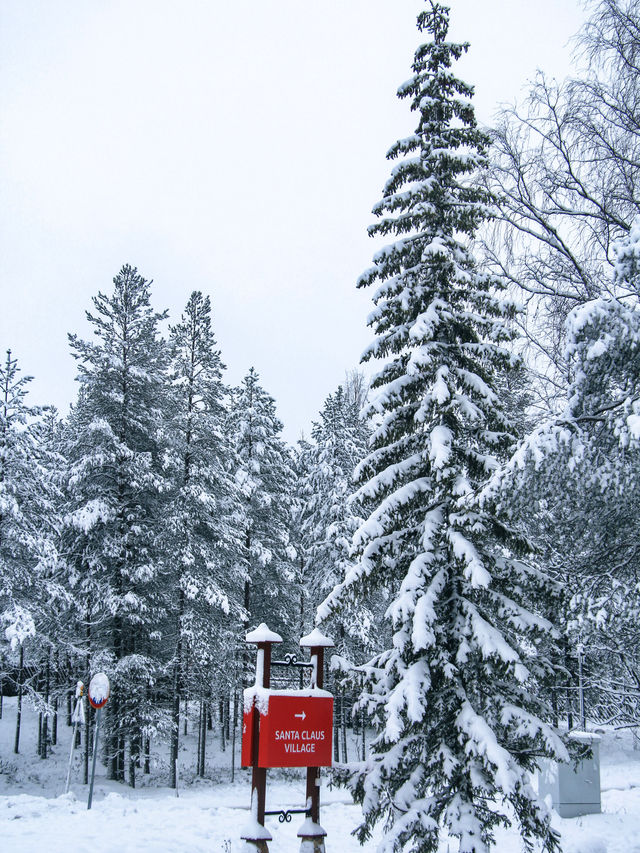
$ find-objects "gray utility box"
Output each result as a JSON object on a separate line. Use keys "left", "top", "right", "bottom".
{"left": 538, "top": 732, "right": 601, "bottom": 818}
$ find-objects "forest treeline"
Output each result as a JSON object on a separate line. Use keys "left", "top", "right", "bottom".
{"left": 1, "top": 1, "right": 640, "bottom": 850}
{"left": 0, "top": 274, "right": 371, "bottom": 787}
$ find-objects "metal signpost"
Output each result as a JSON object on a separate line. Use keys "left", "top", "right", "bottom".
{"left": 241, "top": 624, "right": 334, "bottom": 853}
{"left": 64, "top": 680, "right": 85, "bottom": 794}
{"left": 577, "top": 642, "right": 586, "bottom": 730}
{"left": 87, "top": 672, "right": 110, "bottom": 811}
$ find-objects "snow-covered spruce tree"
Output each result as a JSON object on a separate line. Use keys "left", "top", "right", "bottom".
{"left": 163, "top": 291, "right": 243, "bottom": 786}
{"left": 302, "top": 386, "right": 368, "bottom": 614}
{"left": 290, "top": 435, "right": 315, "bottom": 641}
{"left": 228, "top": 368, "right": 297, "bottom": 639}
{"left": 28, "top": 405, "right": 68, "bottom": 760}
{"left": 299, "top": 384, "right": 376, "bottom": 762}
{"left": 0, "top": 351, "right": 62, "bottom": 755}
{"left": 299, "top": 385, "right": 379, "bottom": 668}
{"left": 319, "top": 6, "right": 567, "bottom": 852}
{"left": 64, "top": 265, "right": 169, "bottom": 785}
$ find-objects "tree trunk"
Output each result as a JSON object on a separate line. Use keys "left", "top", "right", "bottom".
{"left": 52, "top": 650, "right": 59, "bottom": 746}
{"left": 243, "top": 577, "right": 251, "bottom": 686}
{"left": 564, "top": 641, "right": 574, "bottom": 730}
{"left": 196, "top": 700, "right": 202, "bottom": 775}
{"left": 108, "top": 698, "right": 125, "bottom": 782}
{"left": 340, "top": 693, "right": 348, "bottom": 763}
{"left": 170, "top": 590, "right": 184, "bottom": 789}
{"left": 41, "top": 653, "right": 51, "bottom": 759}
{"left": 183, "top": 647, "right": 189, "bottom": 736}
{"left": 52, "top": 695, "right": 58, "bottom": 746}
{"left": 84, "top": 601, "right": 91, "bottom": 781}
{"left": 84, "top": 705, "right": 91, "bottom": 785}
{"left": 198, "top": 698, "right": 207, "bottom": 777}
{"left": 14, "top": 645, "right": 23, "bottom": 754}
{"left": 219, "top": 699, "right": 226, "bottom": 752}
{"left": 231, "top": 691, "right": 238, "bottom": 783}
{"left": 128, "top": 732, "right": 138, "bottom": 788}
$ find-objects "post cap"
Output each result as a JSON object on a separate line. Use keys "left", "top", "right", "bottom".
{"left": 245, "top": 623, "right": 283, "bottom": 645}
{"left": 300, "top": 628, "right": 334, "bottom": 648}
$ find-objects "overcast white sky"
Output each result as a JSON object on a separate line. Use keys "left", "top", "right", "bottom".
{"left": 0, "top": 0, "right": 585, "bottom": 441}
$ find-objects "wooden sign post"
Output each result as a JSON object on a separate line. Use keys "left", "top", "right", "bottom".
{"left": 298, "top": 629, "right": 334, "bottom": 853}
{"left": 241, "top": 624, "right": 282, "bottom": 852}
{"left": 241, "top": 624, "right": 334, "bottom": 853}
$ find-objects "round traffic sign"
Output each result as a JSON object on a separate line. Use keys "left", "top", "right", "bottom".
{"left": 88, "top": 673, "right": 110, "bottom": 709}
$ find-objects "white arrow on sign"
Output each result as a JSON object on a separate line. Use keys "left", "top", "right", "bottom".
{"left": 294, "top": 711, "right": 306, "bottom": 721}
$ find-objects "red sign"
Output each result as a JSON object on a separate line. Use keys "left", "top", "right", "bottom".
{"left": 258, "top": 695, "right": 333, "bottom": 768}
{"left": 241, "top": 704, "right": 255, "bottom": 768}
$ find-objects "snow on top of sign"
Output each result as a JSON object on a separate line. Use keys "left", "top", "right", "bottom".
{"left": 244, "top": 686, "right": 271, "bottom": 716}
{"left": 243, "top": 686, "right": 332, "bottom": 714}
{"left": 245, "top": 623, "right": 283, "bottom": 644}
{"left": 89, "top": 672, "right": 110, "bottom": 703}
{"left": 299, "top": 628, "right": 334, "bottom": 648}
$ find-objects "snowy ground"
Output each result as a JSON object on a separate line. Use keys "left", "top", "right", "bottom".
{"left": 1, "top": 697, "right": 640, "bottom": 852}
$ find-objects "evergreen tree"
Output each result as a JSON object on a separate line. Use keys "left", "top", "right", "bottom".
{"left": 163, "top": 291, "right": 243, "bottom": 786}
{"left": 319, "top": 6, "right": 567, "bottom": 851}
{"left": 0, "top": 351, "right": 61, "bottom": 755}
{"left": 29, "top": 406, "right": 68, "bottom": 760}
{"left": 290, "top": 435, "right": 315, "bottom": 641}
{"left": 63, "top": 264, "right": 169, "bottom": 785}
{"left": 229, "top": 368, "right": 296, "bottom": 639}
{"left": 299, "top": 384, "right": 373, "bottom": 762}
{"left": 0, "top": 351, "right": 39, "bottom": 653}
{"left": 300, "top": 386, "right": 371, "bottom": 642}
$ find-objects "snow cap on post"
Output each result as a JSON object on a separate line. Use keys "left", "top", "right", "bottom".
{"left": 88, "top": 672, "right": 110, "bottom": 709}
{"left": 245, "top": 623, "right": 283, "bottom": 645}
{"left": 300, "top": 628, "right": 334, "bottom": 648}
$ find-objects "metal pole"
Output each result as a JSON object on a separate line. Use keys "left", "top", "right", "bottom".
{"left": 87, "top": 706, "right": 102, "bottom": 810}
{"left": 577, "top": 643, "right": 586, "bottom": 730}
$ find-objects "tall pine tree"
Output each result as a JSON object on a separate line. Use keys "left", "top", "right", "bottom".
{"left": 300, "top": 386, "right": 371, "bottom": 641}
{"left": 319, "top": 5, "right": 567, "bottom": 851}
{"left": 0, "top": 351, "right": 61, "bottom": 755}
{"left": 64, "top": 265, "right": 169, "bottom": 786}
{"left": 163, "top": 291, "right": 243, "bottom": 786}
{"left": 229, "top": 368, "right": 296, "bottom": 639}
